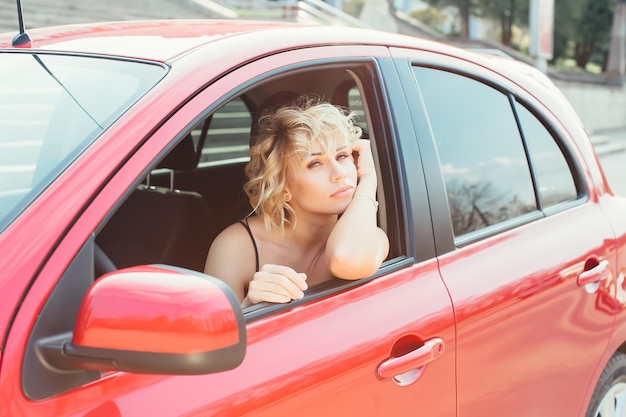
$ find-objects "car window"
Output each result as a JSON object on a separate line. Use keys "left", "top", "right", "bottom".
{"left": 412, "top": 67, "right": 537, "bottom": 238}
{"left": 348, "top": 86, "right": 368, "bottom": 133}
{"left": 200, "top": 97, "right": 252, "bottom": 165}
{"left": 0, "top": 53, "right": 166, "bottom": 232}
{"left": 515, "top": 101, "right": 579, "bottom": 208}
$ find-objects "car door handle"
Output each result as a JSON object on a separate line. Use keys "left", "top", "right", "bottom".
{"left": 578, "top": 259, "right": 610, "bottom": 287}
{"left": 376, "top": 337, "right": 445, "bottom": 380}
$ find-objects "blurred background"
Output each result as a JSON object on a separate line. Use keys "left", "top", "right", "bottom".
{"left": 1, "top": 0, "right": 625, "bottom": 192}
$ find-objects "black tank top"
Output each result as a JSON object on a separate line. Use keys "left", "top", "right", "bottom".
{"left": 239, "top": 218, "right": 260, "bottom": 272}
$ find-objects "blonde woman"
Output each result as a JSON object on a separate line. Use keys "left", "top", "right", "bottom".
{"left": 204, "top": 97, "right": 389, "bottom": 307}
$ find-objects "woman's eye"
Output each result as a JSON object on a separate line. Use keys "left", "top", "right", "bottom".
{"left": 307, "top": 161, "right": 321, "bottom": 169}
{"left": 337, "top": 153, "right": 350, "bottom": 161}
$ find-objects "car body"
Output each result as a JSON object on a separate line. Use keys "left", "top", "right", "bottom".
{"left": 1, "top": 18, "right": 626, "bottom": 417}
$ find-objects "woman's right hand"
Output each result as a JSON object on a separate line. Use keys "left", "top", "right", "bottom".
{"left": 243, "top": 264, "right": 308, "bottom": 307}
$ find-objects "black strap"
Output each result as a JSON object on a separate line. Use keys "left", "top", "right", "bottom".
{"left": 239, "top": 219, "right": 260, "bottom": 272}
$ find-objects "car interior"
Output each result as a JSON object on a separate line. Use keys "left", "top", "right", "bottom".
{"left": 93, "top": 62, "right": 399, "bottom": 302}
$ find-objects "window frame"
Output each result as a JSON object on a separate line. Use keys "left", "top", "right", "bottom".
{"left": 88, "top": 57, "right": 419, "bottom": 323}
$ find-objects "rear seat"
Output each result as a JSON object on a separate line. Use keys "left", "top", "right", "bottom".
{"left": 96, "top": 134, "right": 213, "bottom": 272}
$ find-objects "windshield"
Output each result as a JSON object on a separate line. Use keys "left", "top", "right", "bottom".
{"left": 0, "top": 53, "right": 166, "bottom": 232}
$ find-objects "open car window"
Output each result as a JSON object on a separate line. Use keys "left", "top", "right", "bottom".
{"left": 93, "top": 61, "right": 407, "bottom": 318}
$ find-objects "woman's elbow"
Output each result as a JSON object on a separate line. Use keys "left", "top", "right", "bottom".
{"left": 327, "top": 250, "right": 381, "bottom": 280}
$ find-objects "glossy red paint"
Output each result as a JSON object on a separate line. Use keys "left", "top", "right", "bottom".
{"left": 3, "top": 263, "right": 456, "bottom": 417}
{"left": 438, "top": 203, "right": 619, "bottom": 416}
{"left": 73, "top": 266, "right": 240, "bottom": 353}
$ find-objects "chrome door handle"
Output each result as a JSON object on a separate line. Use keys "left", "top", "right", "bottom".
{"left": 376, "top": 337, "right": 445, "bottom": 380}
{"left": 578, "top": 259, "right": 610, "bottom": 287}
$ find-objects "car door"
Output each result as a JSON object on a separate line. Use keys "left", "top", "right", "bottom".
{"left": 391, "top": 47, "right": 617, "bottom": 416}
{"left": 2, "top": 46, "right": 456, "bottom": 417}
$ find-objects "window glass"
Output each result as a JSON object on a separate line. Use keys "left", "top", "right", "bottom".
{"left": 516, "top": 103, "right": 578, "bottom": 208}
{"left": 0, "top": 53, "right": 165, "bottom": 232}
{"left": 412, "top": 67, "right": 537, "bottom": 237}
{"left": 200, "top": 97, "right": 251, "bottom": 165}
{"left": 348, "top": 86, "right": 368, "bottom": 135}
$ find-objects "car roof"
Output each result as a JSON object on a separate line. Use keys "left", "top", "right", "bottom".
{"left": 0, "top": 19, "right": 309, "bottom": 61}
{"left": 0, "top": 18, "right": 499, "bottom": 64}
{"left": 0, "top": 18, "right": 487, "bottom": 62}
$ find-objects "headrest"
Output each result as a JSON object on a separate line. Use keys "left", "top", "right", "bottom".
{"left": 157, "top": 134, "right": 199, "bottom": 171}
{"left": 250, "top": 91, "right": 301, "bottom": 145}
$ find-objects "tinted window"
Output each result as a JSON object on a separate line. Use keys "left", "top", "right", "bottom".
{"left": 412, "top": 67, "right": 536, "bottom": 237}
{"left": 516, "top": 102, "right": 578, "bottom": 208}
{"left": 0, "top": 53, "right": 165, "bottom": 231}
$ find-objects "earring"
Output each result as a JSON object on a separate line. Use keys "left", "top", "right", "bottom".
{"left": 284, "top": 191, "right": 291, "bottom": 202}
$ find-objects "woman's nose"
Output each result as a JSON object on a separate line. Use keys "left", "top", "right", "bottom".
{"left": 330, "top": 160, "right": 346, "bottom": 181}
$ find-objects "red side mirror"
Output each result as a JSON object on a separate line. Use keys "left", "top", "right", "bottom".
{"left": 40, "top": 265, "right": 246, "bottom": 375}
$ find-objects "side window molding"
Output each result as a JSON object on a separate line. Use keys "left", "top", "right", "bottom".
{"left": 512, "top": 98, "right": 584, "bottom": 208}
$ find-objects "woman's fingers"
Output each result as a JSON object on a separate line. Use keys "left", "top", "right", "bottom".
{"left": 247, "top": 264, "right": 308, "bottom": 304}
{"left": 351, "top": 139, "right": 375, "bottom": 177}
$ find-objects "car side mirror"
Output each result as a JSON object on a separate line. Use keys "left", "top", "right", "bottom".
{"left": 37, "top": 265, "right": 246, "bottom": 375}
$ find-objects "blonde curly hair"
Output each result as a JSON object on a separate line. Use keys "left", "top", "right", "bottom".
{"left": 244, "top": 96, "right": 362, "bottom": 233}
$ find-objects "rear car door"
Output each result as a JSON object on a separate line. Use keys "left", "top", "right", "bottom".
{"left": 391, "top": 48, "right": 617, "bottom": 416}
{"left": 1, "top": 46, "right": 456, "bottom": 416}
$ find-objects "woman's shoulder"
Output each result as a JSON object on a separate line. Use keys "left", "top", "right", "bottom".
{"left": 211, "top": 220, "right": 252, "bottom": 247}
{"left": 204, "top": 220, "right": 258, "bottom": 297}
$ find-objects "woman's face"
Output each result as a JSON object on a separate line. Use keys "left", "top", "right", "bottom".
{"left": 285, "top": 134, "right": 358, "bottom": 216}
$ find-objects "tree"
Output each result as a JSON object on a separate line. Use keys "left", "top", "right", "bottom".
{"left": 479, "top": 0, "right": 529, "bottom": 47}
{"left": 424, "top": 0, "right": 528, "bottom": 44}
{"left": 424, "top": 0, "right": 477, "bottom": 38}
{"left": 573, "top": 0, "right": 614, "bottom": 69}
{"left": 551, "top": 0, "right": 581, "bottom": 64}
{"left": 550, "top": 0, "right": 615, "bottom": 70}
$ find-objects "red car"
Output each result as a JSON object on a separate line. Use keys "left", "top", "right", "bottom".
{"left": 1, "top": 18, "right": 625, "bottom": 417}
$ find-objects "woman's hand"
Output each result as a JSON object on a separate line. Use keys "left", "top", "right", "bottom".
{"left": 351, "top": 139, "right": 376, "bottom": 181}
{"left": 243, "top": 264, "right": 308, "bottom": 307}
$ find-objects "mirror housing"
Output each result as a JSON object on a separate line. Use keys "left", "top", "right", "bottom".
{"left": 38, "top": 265, "right": 246, "bottom": 375}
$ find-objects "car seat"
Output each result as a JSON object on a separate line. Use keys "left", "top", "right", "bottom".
{"left": 96, "top": 134, "right": 212, "bottom": 273}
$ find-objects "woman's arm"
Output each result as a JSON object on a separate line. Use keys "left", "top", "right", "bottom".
{"left": 204, "top": 224, "right": 255, "bottom": 302}
{"left": 325, "top": 139, "right": 390, "bottom": 279}
{"left": 205, "top": 224, "right": 308, "bottom": 306}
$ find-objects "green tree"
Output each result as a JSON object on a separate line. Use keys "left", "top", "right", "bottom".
{"left": 551, "top": 0, "right": 615, "bottom": 70}
{"left": 424, "top": 0, "right": 477, "bottom": 38}
{"left": 551, "top": 0, "right": 583, "bottom": 64}
{"left": 479, "top": 0, "right": 529, "bottom": 47}
{"left": 424, "top": 0, "right": 528, "bottom": 44}
{"left": 573, "top": 0, "right": 614, "bottom": 69}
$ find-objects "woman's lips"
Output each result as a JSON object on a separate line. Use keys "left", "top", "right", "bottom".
{"left": 331, "top": 185, "right": 354, "bottom": 198}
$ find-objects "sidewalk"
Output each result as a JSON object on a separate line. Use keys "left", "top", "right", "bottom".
{"left": 591, "top": 128, "right": 626, "bottom": 157}
{"left": 591, "top": 128, "right": 626, "bottom": 196}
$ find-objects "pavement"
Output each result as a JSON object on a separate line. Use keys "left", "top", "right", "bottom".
{"left": 591, "top": 128, "right": 626, "bottom": 196}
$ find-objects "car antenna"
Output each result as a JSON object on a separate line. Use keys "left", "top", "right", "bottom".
{"left": 12, "top": 0, "right": 31, "bottom": 47}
